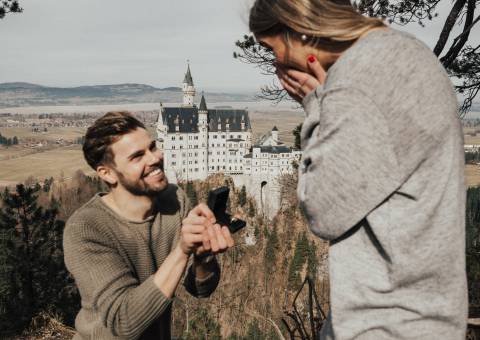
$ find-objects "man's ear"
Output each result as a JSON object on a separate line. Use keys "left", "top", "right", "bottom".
{"left": 97, "top": 165, "right": 117, "bottom": 186}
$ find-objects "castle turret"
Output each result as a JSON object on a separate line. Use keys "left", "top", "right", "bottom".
{"left": 182, "top": 63, "right": 195, "bottom": 107}
{"left": 198, "top": 93, "right": 209, "bottom": 178}
{"left": 271, "top": 126, "right": 279, "bottom": 145}
{"left": 155, "top": 102, "right": 167, "bottom": 149}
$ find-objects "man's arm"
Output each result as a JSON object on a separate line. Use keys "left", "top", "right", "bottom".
{"left": 63, "top": 209, "right": 220, "bottom": 339}
{"left": 181, "top": 204, "right": 233, "bottom": 298}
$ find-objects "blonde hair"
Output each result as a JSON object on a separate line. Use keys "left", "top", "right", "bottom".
{"left": 249, "top": 0, "right": 385, "bottom": 47}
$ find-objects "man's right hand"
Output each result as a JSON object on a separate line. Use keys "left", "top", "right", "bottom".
{"left": 179, "top": 203, "right": 215, "bottom": 255}
{"left": 178, "top": 203, "right": 234, "bottom": 256}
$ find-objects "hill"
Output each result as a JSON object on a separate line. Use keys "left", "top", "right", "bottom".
{"left": 0, "top": 82, "right": 254, "bottom": 108}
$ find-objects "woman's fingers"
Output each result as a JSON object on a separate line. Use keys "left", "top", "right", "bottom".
{"left": 307, "top": 55, "right": 327, "bottom": 84}
{"left": 286, "top": 69, "right": 320, "bottom": 96}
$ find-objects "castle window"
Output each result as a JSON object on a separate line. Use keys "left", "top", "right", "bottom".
{"left": 179, "top": 136, "right": 183, "bottom": 140}
{"left": 221, "top": 135, "right": 225, "bottom": 139}
{"left": 214, "top": 135, "right": 217, "bottom": 139}
{"left": 172, "top": 136, "right": 175, "bottom": 140}
{"left": 237, "top": 135, "right": 241, "bottom": 138}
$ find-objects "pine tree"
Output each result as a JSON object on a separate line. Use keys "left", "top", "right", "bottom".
{"left": 264, "top": 226, "right": 279, "bottom": 276}
{"left": 185, "top": 181, "right": 198, "bottom": 207}
{"left": 287, "top": 232, "right": 309, "bottom": 290}
{"left": 185, "top": 307, "right": 221, "bottom": 340}
{"left": 238, "top": 185, "right": 247, "bottom": 207}
{"left": 292, "top": 123, "right": 302, "bottom": 150}
{"left": 245, "top": 319, "right": 264, "bottom": 340}
{"left": 466, "top": 187, "right": 480, "bottom": 306}
{"left": 0, "top": 184, "right": 80, "bottom": 333}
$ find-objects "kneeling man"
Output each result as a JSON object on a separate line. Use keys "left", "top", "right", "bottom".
{"left": 63, "top": 111, "right": 233, "bottom": 339}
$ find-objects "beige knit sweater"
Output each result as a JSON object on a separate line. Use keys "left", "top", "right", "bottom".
{"left": 63, "top": 184, "right": 220, "bottom": 340}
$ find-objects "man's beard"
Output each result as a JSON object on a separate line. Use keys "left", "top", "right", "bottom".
{"left": 115, "top": 169, "right": 168, "bottom": 197}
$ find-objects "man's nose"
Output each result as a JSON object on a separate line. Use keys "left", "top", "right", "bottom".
{"left": 147, "top": 149, "right": 163, "bottom": 165}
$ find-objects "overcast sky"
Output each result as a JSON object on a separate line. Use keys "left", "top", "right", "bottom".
{"left": 1, "top": 0, "right": 477, "bottom": 93}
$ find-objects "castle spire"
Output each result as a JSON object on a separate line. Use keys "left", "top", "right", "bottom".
{"left": 183, "top": 62, "right": 194, "bottom": 86}
{"left": 199, "top": 91, "right": 207, "bottom": 111}
{"left": 182, "top": 60, "right": 196, "bottom": 107}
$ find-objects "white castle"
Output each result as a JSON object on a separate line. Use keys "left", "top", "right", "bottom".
{"left": 156, "top": 64, "right": 301, "bottom": 217}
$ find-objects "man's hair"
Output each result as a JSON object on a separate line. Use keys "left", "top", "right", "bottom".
{"left": 83, "top": 111, "right": 145, "bottom": 170}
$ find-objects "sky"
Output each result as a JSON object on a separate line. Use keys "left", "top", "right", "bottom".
{"left": 1, "top": 0, "right": 478, "bottom": 93}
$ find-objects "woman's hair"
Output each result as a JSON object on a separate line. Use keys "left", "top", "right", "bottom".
{"left": 249, "top": 0, "right": 385, "bottom": 47}
{"left": 83, "top": 111, "right": 145, "bottom": 170}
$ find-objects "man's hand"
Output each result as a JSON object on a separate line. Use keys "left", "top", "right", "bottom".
{"left": 277, "top": 55, "right": 326, "bottom": 103}
{"left": 179, "top": 203, "right": 234, "bottom": 256}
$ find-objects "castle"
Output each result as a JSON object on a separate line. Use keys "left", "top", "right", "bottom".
{"left": 156, "top": 64, "right": 301, "bottom": 217}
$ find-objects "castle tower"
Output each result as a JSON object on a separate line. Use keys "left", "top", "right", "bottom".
{"left": 271, "top": 126, "right": 279, "bottom": 145}
{"left": 155, "top": 102, "right": 167, "bottom": 149}
{"left": 182, "top": 63, "right": 195, "bottom": 107}
{"left": 198, "top": 92, "right": 209, "bottom": 179}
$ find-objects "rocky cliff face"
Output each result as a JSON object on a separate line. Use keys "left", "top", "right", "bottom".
{"left": 173, "top": 173, "right": 330, "bottom": 339}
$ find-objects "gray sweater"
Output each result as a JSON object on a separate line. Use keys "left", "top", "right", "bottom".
{"left": 63, "top": 184, "right": 220, "bottom": 340}
{"left": 299, "top": 28, "right": 467, "bottom": 339}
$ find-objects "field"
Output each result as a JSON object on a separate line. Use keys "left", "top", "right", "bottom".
{"left": 0, "top": 126, "right": 86, "bottom": 142}
{"left": 0, "top": 109, "right": 303, "bottom": 186}
{"left": 0, "top": 145, "right": 94, "bottom": 186}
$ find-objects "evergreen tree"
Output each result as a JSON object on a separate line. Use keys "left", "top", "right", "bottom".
{"left": 287, "top": 232, "right": 309, "bottom": 290}
{"left": 185, "top": 181, "right": 198, "bottom": 207}
{"left": 264, "top": 226, "right": 279, "bottom": 276}
{"left": 239, "top": 185, "right": 247, "bottom": 207}
{"left": 12, "top": 136, "right": 18, "bottom": 145}
{"left": 292, "top": 123, "right": 302, "bottom": 150}
{"left": 245, "top": 319, "right": 263, "bottom": 340}
{"left": 248, "top": 200, "right": 256, "bottom": 217}
{"left": 185, "top": 307, "right": 221, "bottom": 340}
{"left": 307, "top": 240, "right": 318, "bottom": 279}
{"left": 0, "top": 184, "right": 80, "bottom": 333}
{"left": 466, "top": 187, "right": 480, "bottom": 306}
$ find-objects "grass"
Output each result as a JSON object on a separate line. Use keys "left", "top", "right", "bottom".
{"left": 0, "top": 145, "right": 94, "bottom": 186}
{"left": 0, "top": 127, "right": 86, "bottom": 142}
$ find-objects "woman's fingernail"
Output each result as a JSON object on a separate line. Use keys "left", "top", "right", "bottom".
{"left": 308, "top": 55, "right": 316, "bottom": 63}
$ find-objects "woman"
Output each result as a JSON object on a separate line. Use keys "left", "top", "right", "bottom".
{"left": 249, "top": 0, "right": 467, "bottom": 339}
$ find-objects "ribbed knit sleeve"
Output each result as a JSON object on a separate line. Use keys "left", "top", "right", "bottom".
{"left": 63, "top": 221, "right": 173, "bottom": 340}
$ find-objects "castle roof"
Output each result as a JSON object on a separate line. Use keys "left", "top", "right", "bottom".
{"left": 272, "top": 126, "right": 278, "bottom": 131}
{"left": 257, "top": 145, "right": 292, "bottom": 154}
{"left": 183, "top": 64, "right": 194, "bottom": 86}
{"left": 161, "top": 106, "right": 250, "bottom": 133}
{"left": 163, "top": 107, "right": 199, "bottom": 133}
{"left": 208, "top": 109, "right": 251, "bottom": 132}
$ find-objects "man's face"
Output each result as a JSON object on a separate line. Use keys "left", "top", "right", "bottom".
{"left": 109, "top": 128, "right": 168, "bottom": 196}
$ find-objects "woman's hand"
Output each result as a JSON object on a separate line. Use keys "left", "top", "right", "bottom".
{"left": 277, "top": 55, "right": 326, "bottom": 103}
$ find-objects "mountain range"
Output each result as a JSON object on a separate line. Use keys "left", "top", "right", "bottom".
{"left": 0, "top": 82, "right": 255, "bottom": 108}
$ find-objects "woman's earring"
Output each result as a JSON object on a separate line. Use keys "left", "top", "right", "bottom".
{"left": 301, "top": 34, "right": 308, "bottom": 42}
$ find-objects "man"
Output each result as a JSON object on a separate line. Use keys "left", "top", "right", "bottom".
{"left": 63, "top": 111, "right": 234, "bottom": 340}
